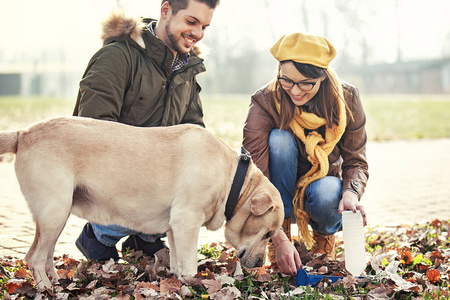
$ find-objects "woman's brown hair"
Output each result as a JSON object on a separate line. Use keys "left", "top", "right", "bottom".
{"left": 269, "top": 61, "right": 352, "bottom": 130}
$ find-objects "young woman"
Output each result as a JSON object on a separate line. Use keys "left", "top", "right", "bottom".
{"left": 243, "top": 33, "right": 369, "bottom": 276}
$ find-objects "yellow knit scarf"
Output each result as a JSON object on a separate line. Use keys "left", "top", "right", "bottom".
{"left": 275, "top": 91, "right": 346, "bottom": 248}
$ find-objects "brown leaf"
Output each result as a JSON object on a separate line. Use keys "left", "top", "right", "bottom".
{"left": 364, "top": 286, "right": 395, "bottom": 300}
{"left": 318, "top": 266, "right": 328, "bottom": 274}
{"left": 254, "top": 273, "right": 272, "bottom": 282}
{"left": 225, "top": 257, "right": 238, "bottom": 274}
{"left": 195, "top": 268, "right": 215, "bottom": 280}
{"left": 10, "top": 282, "right": 34, "bottom": 295}
{"left": 160, "top": 276, "right": 182, "bottom": 294}
{"left": 86, "top": 279, "right": 97, "bottom": 289}
{"left": 155, "top": 248, "right": 171, "bottom": 268}
{"left": 210, "top": 286, "right": 241, "bottom": 299}
{"left": 180, "top": 285, "right": 193, "bottom": 297}
{"left": 6, "top": 279, "right": 25, "bottom": 294}
{"left": 135, "top": 281, "right": 159, "bottom": 291}
{"left": 217, "top": 251, "right": 229, "bottom": 263}
{"left": 427, "top": 269, "right": 441, "bottom": 283}
{"left": 113, "top": 292, "right": 132, "bottom": 300}
{"left": 430, "top": 219, "right": 442, "bottom": 228}
{"left": 343, "top": 275, "right": 357, "bottom": 289}
{"left": 57, "top": 269, "right": 69, "bottom": 279}
{"left": 203, "top": 278, "right": 222, "bottom": 294}
{"left": 14, "top": 267, "right": 29, "bottom": 279}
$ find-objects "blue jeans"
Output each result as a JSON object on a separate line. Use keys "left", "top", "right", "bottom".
{"left": 91, "top": 223, "right": 165, "bottom": 247}
{"left": 268, "top": 129, "right": 342, "bottom": 236}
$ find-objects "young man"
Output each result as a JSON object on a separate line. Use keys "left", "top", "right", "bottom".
{"left": 73, "top": 0, "right": 220, "bottom": 261}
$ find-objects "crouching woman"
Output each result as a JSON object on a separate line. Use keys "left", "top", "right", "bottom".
{"left": 243, "top": 32, "right": 369, "bottom": 275}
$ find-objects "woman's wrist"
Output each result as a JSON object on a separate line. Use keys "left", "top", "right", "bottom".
{"left": 275, "top": 240, "right": 291, "bottom": 248}
{"left": 272, "top": 228, "right": 290, "bottom": 245}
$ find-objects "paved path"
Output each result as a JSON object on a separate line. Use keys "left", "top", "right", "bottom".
{"left": 1, "top": 139, "right": 449, "bottom": 259}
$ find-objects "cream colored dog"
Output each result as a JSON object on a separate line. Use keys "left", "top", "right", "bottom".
{"left": 0, "top": 116, "right": 284, "bottom": 290}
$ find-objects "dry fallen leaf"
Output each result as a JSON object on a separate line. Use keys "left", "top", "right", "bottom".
{"left": 210, "top": 286, "right": 241, "bottom": 300}
{"left": 160, "top": 276, "right": 182, "bottom": 294}
{"left": 427, "top": 269, "right": 441, "bottom": 284}
{"left": 203, "top": 278, "right": 222, "bottom": 294}
{"left": 1, "top": 220, "right": 449, "bottom": 299}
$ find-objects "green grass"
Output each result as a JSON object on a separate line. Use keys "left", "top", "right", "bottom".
{"left": 0, "top": 96, "right": 74, "bottom": 131}
{"left": 363, "top": 94, "right": 450, "bottom": 140}
{"left": 1, "top": 94, "right": 449, "bottom": 146}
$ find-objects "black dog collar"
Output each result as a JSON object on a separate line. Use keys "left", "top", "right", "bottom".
{"left": 225, "top": 147, "right": 251, "bottom": 221}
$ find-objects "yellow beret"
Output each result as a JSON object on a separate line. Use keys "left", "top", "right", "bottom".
{"left": 270, "top": 33, "right": 337, "bottom": 69}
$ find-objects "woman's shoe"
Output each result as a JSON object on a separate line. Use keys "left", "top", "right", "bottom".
{"left": 310, "top": 231, "right": 336, "bottom": 260}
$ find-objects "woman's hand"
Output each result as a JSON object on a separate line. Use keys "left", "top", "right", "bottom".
{"left": 271, "top": 229, "right": 302, "bottom": 276}
{"left": 338, "top": 190, "right": 367, "bottom": 226}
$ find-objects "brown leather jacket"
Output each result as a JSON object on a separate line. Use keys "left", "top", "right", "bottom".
{"left": 243, "top": 82, "right": 369, "bottom": 198}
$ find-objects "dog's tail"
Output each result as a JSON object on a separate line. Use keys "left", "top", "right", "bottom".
{"left": 0, "top": 131, "right": 19, "bottom": 154}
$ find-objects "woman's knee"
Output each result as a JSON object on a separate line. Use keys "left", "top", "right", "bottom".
{"left": 305, "top": 177, "right": 342, "bottom": 216}
{"left": 308, "top": 177, "right": 341, "bottom": 201}
{"left": 268, "top": 129, "right": 297, "bottom": 159}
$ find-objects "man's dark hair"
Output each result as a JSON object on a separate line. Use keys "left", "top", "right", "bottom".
{"left": 161, "top": 0, "right": 220, "bottom": 15}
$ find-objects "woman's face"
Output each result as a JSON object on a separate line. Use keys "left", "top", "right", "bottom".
{"left": 278, "top": 61, "right": 324, "bottom": 106}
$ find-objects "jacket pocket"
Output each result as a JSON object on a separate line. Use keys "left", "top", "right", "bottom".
{"left": 121, "top": 74, "right": 166, "bottom": 126}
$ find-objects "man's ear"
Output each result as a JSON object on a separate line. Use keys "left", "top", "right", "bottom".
{"left": 160, "top": 1, "right": 171, "bottom": 19}
{"left": 250, "top": 193, "right": 274, "bottom": 216}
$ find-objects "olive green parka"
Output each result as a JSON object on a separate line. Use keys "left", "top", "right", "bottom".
{"left": 73, "top": 14, "right": 206, "bottom": 127}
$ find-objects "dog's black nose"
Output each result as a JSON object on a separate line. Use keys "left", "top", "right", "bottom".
{"left": 236, "top": 249, "right": 246, "bottom": 260}
{"left": 255, "top": 257, "right": 264, "bottom": 267}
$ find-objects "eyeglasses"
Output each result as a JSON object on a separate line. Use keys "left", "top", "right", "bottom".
{"left": 277, "top": 77, "right": 319, "bottom": 91}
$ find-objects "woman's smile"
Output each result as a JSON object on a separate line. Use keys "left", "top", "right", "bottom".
{"left": 279, "top": 61, "right": 321, "bottom": 106}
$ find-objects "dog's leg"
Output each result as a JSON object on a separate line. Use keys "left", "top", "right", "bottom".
{"left": 172, "top": 227, "right": 200, "bottom": 276}
{"left": 26, "top": 217, "right": 68, "bottom": 290}
{"left": 23, "top": 186, "right": 72, "bottom": 291}
{"left": 166, "top": 230, "right": 177, "bottom": 274}
{"left": 169, "top": 210, "right": 203, "bottom": 277}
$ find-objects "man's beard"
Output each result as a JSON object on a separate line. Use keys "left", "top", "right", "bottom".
{"left": 165, "top": 23, "right": 190, "bottom": 55}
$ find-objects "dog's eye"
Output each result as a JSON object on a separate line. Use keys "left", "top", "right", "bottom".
{"left": 263, "top": 232, "right": 271, "bottom": 240}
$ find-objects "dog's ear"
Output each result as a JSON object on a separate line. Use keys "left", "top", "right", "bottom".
{"left": 250, "top": 193, "right": 274, "bottom": 216}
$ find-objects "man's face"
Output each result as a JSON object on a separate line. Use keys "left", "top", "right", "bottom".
{"left": 164, "top": 0, "right": 215, "bottom": 54}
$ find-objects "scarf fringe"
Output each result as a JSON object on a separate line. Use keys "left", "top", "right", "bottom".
{"left": 296, "top": 210, "right": 314, "bottom": 248}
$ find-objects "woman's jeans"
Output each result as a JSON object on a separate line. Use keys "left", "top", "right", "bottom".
{"left": 91, "top": 224, "right": 165, "bottom": 247}
{"left": 268, "top": 129, "right": 342, "bottom": 236}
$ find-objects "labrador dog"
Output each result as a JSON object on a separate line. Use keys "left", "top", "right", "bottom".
{"left": 0, "top": 116, "right": 284, "bottom": 290}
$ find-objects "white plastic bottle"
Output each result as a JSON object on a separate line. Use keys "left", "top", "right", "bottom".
{"left": 342, "top": 210, "right": 366, "bottom": 276}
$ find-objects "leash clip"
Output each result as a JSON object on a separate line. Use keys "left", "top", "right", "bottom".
{"left": 240, "top": 147, "right": 251, "bottom": 163}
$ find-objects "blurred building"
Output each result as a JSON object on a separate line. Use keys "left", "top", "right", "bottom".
{"left": 341, "top": 57, "right": 450, "bottom": 94}
{"left": 1, "top": 57, "right": 450, "bottom": 97}
{"left": 0, "top": 62, "right": 81, "bottom": 99}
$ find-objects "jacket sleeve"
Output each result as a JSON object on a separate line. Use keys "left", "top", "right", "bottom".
{"left": 180, "top": 80, "right": 205, "bottom": 127}
{"left": 73, "top": 45, "right": 129, "bottom": 121}
{"left": 339, "top": 85, "right": 369, "bottom": 198}
{"left": 243, "top": 91, "right": 276, "bottom": 179}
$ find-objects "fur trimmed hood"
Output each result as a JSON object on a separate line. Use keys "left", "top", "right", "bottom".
{"left": 100, "top": 11, "right": 203, "bottom": 55}
{"left": 101, "top": 12, "right": 146, "bottom": 47}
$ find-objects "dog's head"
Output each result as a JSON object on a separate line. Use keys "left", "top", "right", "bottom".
{"left": 224, "top": 169, "right": 284, "bottom": 269}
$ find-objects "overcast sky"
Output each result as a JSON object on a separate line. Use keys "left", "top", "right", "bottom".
{"left": 1, "top": 0, "right": 449, "bottom": 72}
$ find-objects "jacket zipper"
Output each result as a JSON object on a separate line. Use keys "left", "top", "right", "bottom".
{"left": 162, "top": 59, "right": 205, "bottom": 123}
